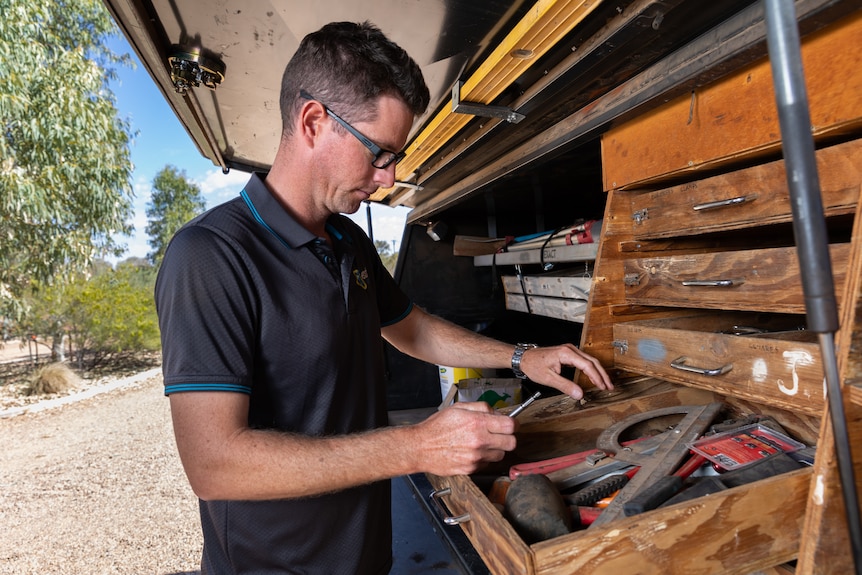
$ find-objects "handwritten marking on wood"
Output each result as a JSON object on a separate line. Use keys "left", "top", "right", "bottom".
{"left": 779, "top": 350, "right": 814, "bottom": 396}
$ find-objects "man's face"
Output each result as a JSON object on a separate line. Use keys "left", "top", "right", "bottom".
{"left": 315, "top": 94, "right": 414, "bottom": 216}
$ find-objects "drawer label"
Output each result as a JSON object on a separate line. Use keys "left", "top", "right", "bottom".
{"left": 748, "top": 342, "right": 780, "bottom": 352}
{"left": 636, "top": 338, "right": 666, "bottom": 362}
{"left": 679, "top": 182, "right": 698, "bottom": 193}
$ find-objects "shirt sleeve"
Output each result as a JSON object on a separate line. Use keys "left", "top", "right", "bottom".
{"left": 154, "top": 223, "right": 257, "bottom": 396}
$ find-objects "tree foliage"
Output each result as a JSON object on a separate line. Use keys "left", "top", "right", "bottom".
{"left": 65, "top": 263, "right": 160, "bottom": 368}
{"left": 374, "top": 240, "right": 398, "bottom": 275}
{"left": 145, "top": 165, "right": 206, "bottom": 266}
{"left": 16, "top": 261, "right": 160, "bottom": 370}
{"left": 0, "top": 0, "right": 135, "bottom": 317}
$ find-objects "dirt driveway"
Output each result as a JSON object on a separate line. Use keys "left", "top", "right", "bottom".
{"left": 0, "top": 372, "right": 202, "bottom": 574}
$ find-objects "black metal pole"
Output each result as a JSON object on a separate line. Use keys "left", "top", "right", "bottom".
{"left": 365, "top": 201, "right": 375, "bottom": 243}
{"left": 763, "top": 1, "right": 862, "bottom": 572}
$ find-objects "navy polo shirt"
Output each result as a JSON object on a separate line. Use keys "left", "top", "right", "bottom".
{"left": 155, "top": 173, "right": 412, "bottom": 575}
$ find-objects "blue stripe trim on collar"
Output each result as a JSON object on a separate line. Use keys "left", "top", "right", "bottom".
{"left": 241, "top": 189, "right": 292, "bottom": 250}
{"left": 325, "top": 221, "right": 345, "bottom": 242}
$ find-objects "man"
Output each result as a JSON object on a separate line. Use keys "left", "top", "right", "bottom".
{"left": 155, "top": 21, "right": 613, "bottom": 574}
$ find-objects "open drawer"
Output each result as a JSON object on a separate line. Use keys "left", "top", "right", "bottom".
{"left": 425, "top": 384, "right": 819, "bottom": 575}
{"left": 612, "top": 313, "right": 824, "bottom": 416}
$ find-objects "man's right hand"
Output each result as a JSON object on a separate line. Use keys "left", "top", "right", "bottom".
{"left": 408, "top": 402, "right": 518, "bottom": 476}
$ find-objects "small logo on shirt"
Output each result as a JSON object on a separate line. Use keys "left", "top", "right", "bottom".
{"left": 353, "top": 268, "right": 369, "bottom": 290}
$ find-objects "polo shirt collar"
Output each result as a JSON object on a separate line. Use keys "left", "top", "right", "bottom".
{"left": 240, "top": 173, "right": 349, "bottom": 248}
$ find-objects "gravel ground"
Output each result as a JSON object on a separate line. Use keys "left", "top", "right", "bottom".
{"left": 0, "top": 370, "right": 203, "bottom": 574}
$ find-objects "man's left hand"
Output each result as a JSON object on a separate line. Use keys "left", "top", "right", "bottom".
{"left": 518, "top": 344, "right": 613, "bottom": 400}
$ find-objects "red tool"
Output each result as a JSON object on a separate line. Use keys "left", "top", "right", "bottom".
{"left": 570, "top": 505, "right": 602, "bottom": 528}
{"left": 509, "top": 437, "right": 649, "bottom": 480}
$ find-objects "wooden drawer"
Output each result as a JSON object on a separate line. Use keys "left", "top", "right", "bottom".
{"left": 612, "top": 314, "right": 823, "bottom": 416}
{"left": 627, "top": 138, "right": 862, "bottom": 240}
{"left": 623, "top": 243, "right": 850, "bottom": 313}
{"left": 426, "top": 385, "right": 818, "bottom": 575}
{"left": 601, "top": 11, "right": 862, "bottom": 191}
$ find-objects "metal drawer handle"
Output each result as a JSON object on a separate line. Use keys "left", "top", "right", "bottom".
{"left": 692, "top": 194, "right": 758, "bottom": 211}
{"left": 723, "top": 325, "right": 768, "bottom": 336}
{"left": 671, "top": 356, "right": 733, "bottom": 376}
{"left": 680, "top": 279, "right": 743, "bottom": 287}
{"left": 429, "top": 487, "right": 471, "bottom": 525}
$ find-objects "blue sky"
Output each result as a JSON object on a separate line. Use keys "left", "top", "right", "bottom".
{"left": 105, "top": 34, "right": 409, "bottom": 262}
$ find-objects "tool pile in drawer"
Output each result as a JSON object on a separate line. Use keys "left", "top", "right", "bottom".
{"left": 491, "top": 400, "right": 813, "bottom": 544}
{"left": 427, "top": 383, "right": 819, "bottom": 574}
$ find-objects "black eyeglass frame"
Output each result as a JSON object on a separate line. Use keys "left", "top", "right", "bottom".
{"left": 299, "top": 90, "right": 405, "bottom": 170}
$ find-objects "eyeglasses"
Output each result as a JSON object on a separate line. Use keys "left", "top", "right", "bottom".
{"left": 299, "top": 90, "right": 405, "bottom": 169}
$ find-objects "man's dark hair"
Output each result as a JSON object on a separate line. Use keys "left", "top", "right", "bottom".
{"left": 280, "top": 21, "right": 430, "bottom": 134}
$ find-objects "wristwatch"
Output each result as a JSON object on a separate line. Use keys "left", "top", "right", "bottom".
{"left": 511, "top": 343, "right": 538, "bottom": 379}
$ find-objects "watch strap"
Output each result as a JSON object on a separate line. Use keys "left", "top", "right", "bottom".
{"left": 511, "top": 343, "right": 538, "bottom": 379}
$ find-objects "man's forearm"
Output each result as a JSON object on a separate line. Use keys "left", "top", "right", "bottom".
{"left": 382, "top": 306, "right": 613, "bottom": 398}
{"left": 171, "top": 391, "right": 517, "bottom": 501}
{"left": 176, "top": 418, "right": 422, "bottom": 501}
{"left": 383, "top": 306, "right": 515, "bottom": 370}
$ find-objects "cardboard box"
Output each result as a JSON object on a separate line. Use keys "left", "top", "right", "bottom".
{"left": 456, "top": 378, "right": 522, "bottom": 409}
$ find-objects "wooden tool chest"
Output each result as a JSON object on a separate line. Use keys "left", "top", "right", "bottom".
{"left": 426, "top": 9, "right": 862, "bottom": 575}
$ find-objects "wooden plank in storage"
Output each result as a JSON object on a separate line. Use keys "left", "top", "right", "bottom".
{"left": 623, "top": 243, "right": 850, "bottom": 313}
{"left": 601, "top": 11, "right": 862, "bottom": 191}
{"left": 474, "top": 242, "right": 597, "bottom": 267}
{"left": 501, "top": 274, "right": 592, "bottom": 299}
{"left": 502, "top": 273, "right": 592, "bottom": 322}
{"left": 627, "top": 138, "right": 862, "bottom": 240}
{"left": 504, "top": 292, "right": 588, "bottom": 323}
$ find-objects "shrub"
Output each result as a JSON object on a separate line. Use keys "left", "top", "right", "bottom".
{"left": 24, "top": 362, "right": 80, "bottom": 396}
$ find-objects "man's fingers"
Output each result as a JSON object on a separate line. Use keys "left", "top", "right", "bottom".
{"left": 523, "top": 345, "right": 614, "bottom": 397}
{"left": 450, "top": 401, "right": 494, "bottom": 414}
{"left": 578, "top": 351, "right": 614, "bottom": 390}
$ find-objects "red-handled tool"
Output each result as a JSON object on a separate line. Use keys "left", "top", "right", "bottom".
{"left": 509, "top": 437, "right": 649, "bottom": 480}
{"left": 570, "top": 505, "right": 602, "bottom": 528}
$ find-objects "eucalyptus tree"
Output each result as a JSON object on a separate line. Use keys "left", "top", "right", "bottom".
{"left": 145, "top": 165, "right": 206, "bottom": 267}
{"left": 0, "top": 0, "right": 135, "bottom": 317}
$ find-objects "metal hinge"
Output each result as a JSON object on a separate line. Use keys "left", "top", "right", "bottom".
{"left": 451, "top": 81, "right": 525, "bottom": 124}
{"left": 612, "top": 340, "right": 629, "bottom": 355}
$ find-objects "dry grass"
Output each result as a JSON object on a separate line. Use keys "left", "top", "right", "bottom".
{"left": 23, "top": 362, "right": 80, "bottom": 396}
